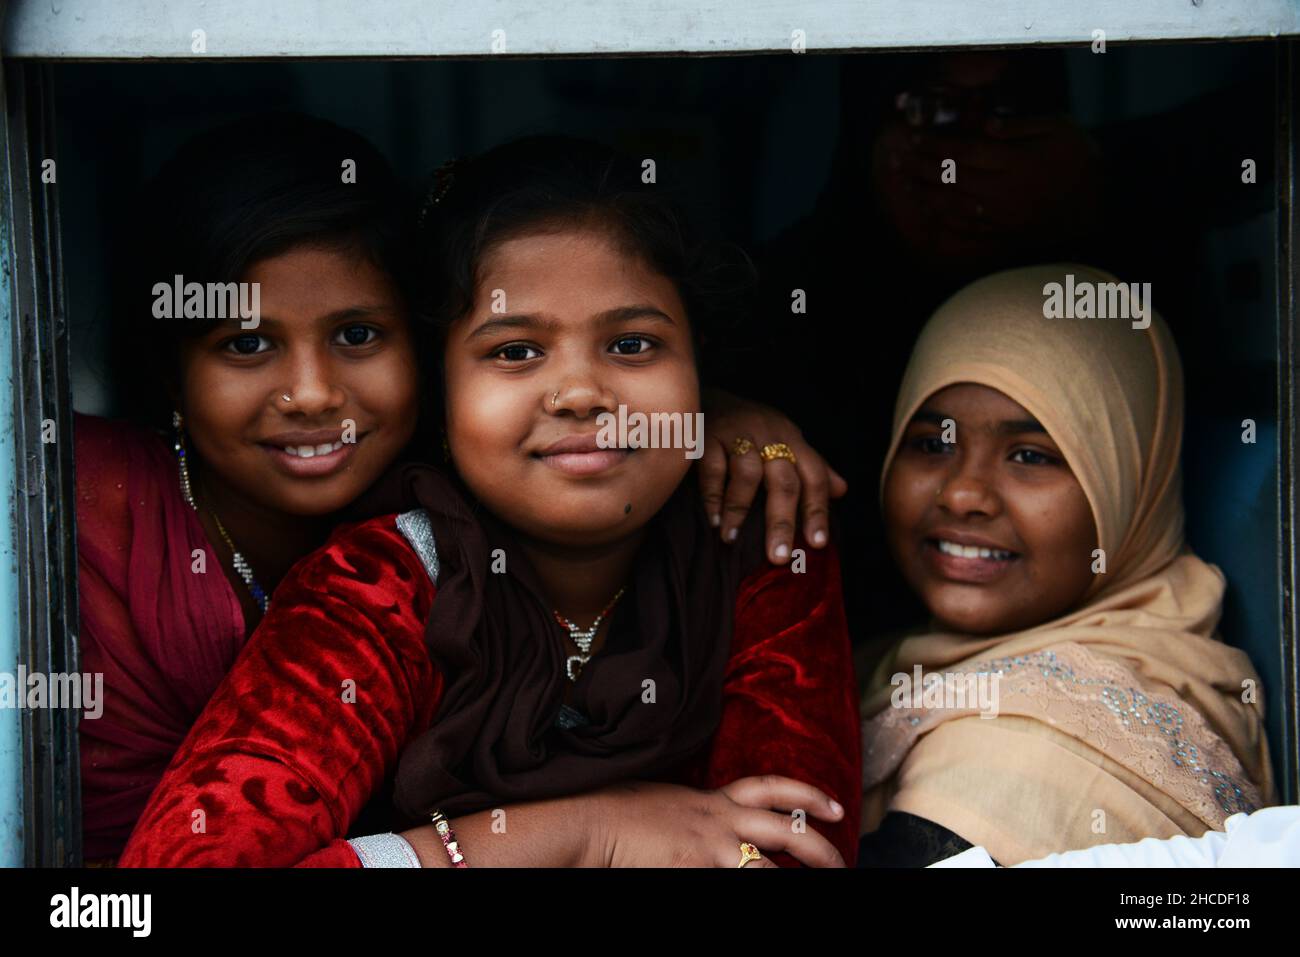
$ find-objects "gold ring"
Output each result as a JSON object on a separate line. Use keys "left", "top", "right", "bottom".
{"left": 737, "top": 842, "right": 762, "bottom": 868}
{"left": 759, "top": 442, "right": 796, "bottom": 465}
{"left": 731, "top": 437, "right": 754, "bottom": 456}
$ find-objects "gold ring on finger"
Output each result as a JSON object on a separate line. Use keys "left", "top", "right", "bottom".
{"left": 759, "top": 442, "right": 796, "bottom": 465}
{"left": 731, "top": 437, "right": 754, "bottom": 456}
{"left": 737, "top": 841, "right": 763, "bottom": 868}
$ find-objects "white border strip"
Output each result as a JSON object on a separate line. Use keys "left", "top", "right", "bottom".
{"left": 3, "top": 0, "right": 1298, "bottom": 59}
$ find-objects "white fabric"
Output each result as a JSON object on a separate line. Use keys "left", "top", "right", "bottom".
{"left": 927, "top": 805, "right": 1300, "bottom": 868}
{"left": 928, "top": 846, "right": 997, "bottom": 868}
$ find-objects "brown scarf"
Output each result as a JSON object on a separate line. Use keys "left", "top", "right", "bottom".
{"left": 349, "top": 463, "right": 769, "bottom": 820}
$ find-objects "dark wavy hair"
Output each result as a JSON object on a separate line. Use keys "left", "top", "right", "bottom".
{"left": 415, "top": 135, "right": 756, "bottom": 384}
{"left": 111, "top": 111, "right": 419, "bottom": 430}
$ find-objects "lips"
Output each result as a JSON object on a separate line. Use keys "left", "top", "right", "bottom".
{"left": 282, "top": 440, "right": 345, "bottom": 458}
{"left": 259, "top": 430, "right": 366, "bottom": 479}
{"left": 922, "top": 534, "right": 1020, "bottom": 584}
{"left": 537, "top": 433, "right": 605, "bottom": 455}
{"left": 539, "top": 449, "right": 632, "bottom": 476}
{"left": 533, "top": 433, "right": 633, "bottom": 477}
{"left": 934, "top": 539, "right": 1016, "bottom": 561}
{"left": 261, "top": 428, "right": 350, "bottom": 449}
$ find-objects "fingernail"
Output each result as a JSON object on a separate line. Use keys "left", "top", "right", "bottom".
{"left": 829, "top": 800, "right": 844, "bottom": 816}
{"left": 813, "top": 529, "right": 827, "bottom": 547}
{"left": 710, "top": 512, "right": 721, "bottom": 528}
{"left": 727, "top": 528, "right": 738, "bottom": 542}
{"left": 774, "top": 543, "right": 790, "bottom": 561}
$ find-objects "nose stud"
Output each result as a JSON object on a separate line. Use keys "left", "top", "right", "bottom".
{"left": 552, "top": 391, "right": 559, "bottom": 408}
{"left": 281, "top": 393, "right": 293, "bottom": 403}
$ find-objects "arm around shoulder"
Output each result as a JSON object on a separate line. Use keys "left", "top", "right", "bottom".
{"left": 118, "top": 515, "right": 440, "bottom": 867}
{"left": 697, "top": 543, "right": 863, "bottom": 864}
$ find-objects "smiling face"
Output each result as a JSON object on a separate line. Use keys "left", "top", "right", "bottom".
{"left": 883, "top": 383, "right": 1098, "bottom": 635}
{"left": 442, "top": 225, "right": 699, "bottom": 549}
{"left": 177, "top": 245, "right": 420, "bottom": 516}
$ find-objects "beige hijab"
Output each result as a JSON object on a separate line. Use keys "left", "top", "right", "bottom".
{"left": 861, "top": 264, "right": 1275, "bottom": 865}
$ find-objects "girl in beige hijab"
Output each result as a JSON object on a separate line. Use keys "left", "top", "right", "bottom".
{"left": 859, "top": 263, "right": 1275, "bottom": 866}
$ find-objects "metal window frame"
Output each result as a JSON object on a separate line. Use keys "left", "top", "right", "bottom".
{"left": 0, "top": 18, "right": 1294, "bottom": 871}
{"left": 1276, "top": 40, "right": 1299, "bottom": 807}
{"left": 1, "top": 56, "right": 80, "bottom": 867}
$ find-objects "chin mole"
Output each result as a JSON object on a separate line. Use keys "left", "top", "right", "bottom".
{"left": 624, "top": 503, "right": 632, "bottom": 515}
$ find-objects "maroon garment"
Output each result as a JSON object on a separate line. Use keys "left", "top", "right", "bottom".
{"left": 118, "top": 514, "right": 862, "bottom": 867}
{"left": 75, "top": 413, "right": 246, "bottom": 860}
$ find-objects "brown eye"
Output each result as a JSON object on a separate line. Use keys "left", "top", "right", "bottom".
{"left": 909, "top": 435, "right": 952, "bottom": 455}
{"left": 493, "top": 343, "right": 541, "bottom": 361}
{"left": 225, "top": 334, "right": 270, "bottom": 355}
{"left": 611, "top": 335, "right": 653, "bottom": 355}
{"left": 1010, "top": 448, "right": 1059, "bottom": 466}
{"left": 335, "top": 324, "right": 379, "bottom": 346}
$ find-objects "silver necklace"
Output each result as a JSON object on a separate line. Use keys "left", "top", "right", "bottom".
{"left": 553, "top": 586, "right": 626, "bottom": 682}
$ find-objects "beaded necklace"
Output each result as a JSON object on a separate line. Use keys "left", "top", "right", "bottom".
{"left": 173, "top": 412, "right": 270, "bottom": 613}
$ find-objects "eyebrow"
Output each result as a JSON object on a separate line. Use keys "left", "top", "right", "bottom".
{"left": 912, "top": 409, "right": 1048, "bottom": 434}
{"left": 463, "top": 305, "right": 676, "bottom": 342}
{"left": 226, "top": 306, "right": 392, "bottom": 335}
{"left": 251, "top": 305, "right": 395, "bottom": 328}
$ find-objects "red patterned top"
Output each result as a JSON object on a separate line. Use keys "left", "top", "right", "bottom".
{"left": 118, "top": 514, "right": 860, "bottom": 867}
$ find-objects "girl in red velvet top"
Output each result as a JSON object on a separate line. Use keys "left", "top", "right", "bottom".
{"left": 80, "top": 116, "right": 847, "bottom": 863}
{"left": 119, "top": 137, "right": 861, "bottom": 868}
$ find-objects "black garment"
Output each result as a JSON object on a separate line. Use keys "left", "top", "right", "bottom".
{"left": 857, "top": 812, "right": 993, "bottom": 868}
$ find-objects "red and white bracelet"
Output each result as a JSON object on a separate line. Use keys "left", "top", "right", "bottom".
{"left": 430, "top": 810, "right": 468, "bottom": 867}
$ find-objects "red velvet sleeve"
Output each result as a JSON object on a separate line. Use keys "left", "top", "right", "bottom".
{"left": 117, "top": 515, "right": 440, "bottom": 868}
{"left": 691, "top": 544, "right": 862, "bottom": 866}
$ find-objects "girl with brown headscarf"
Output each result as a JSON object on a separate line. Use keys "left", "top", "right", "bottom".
{"left": 859, "top": 264, "right": 1275, "bottom": 866}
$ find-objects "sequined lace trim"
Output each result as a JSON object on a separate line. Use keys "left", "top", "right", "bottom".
{"left": 395, "top": 509, "right": 439, "bottom": 585}
{"left": 863, "top": 642, "right": 1262, "bottom": 829}
{"left": 348, "top": 832, "right": 421, "bottom": 868}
